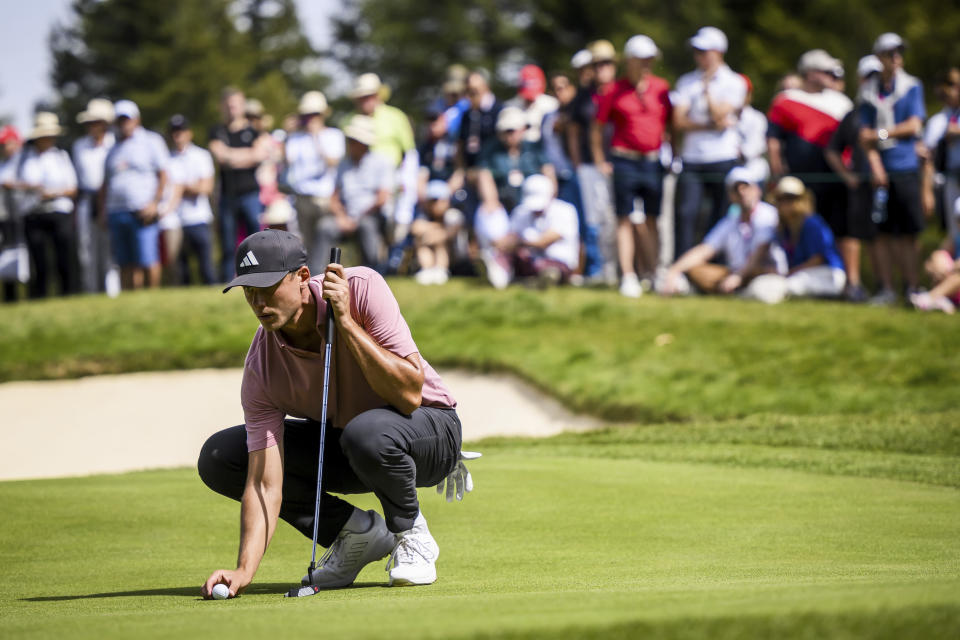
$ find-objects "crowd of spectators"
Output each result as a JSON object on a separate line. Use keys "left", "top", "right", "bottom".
{"left": 1, "top": 27, "right": 958, "bottom": 313}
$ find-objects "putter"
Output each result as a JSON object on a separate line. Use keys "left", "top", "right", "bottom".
{"left": 285, "top": 247, "right": 341, "bottom": 599}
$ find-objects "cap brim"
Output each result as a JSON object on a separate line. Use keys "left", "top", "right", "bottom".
{"left": 522, "top": 196, "right": 551, "bottom": 212}
{"left": 222, "top": 270, "right": 290, "bottom": 293}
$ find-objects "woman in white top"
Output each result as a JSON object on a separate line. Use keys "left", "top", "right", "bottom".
{"left": 7, "top": 113, "right": 78, "bottom": 298}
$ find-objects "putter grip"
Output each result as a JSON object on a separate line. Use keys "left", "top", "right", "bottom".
{"left": 326, "top": 247, "right": 341, "bottom": 343}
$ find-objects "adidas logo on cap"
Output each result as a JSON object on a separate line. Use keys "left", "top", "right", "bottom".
{"left": 239, "top": 251, "right": 259, "bottom": 269}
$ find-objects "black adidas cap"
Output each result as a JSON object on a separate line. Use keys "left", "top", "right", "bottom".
{"left": 222, "top": 229, "right": 307, "bottom": 293}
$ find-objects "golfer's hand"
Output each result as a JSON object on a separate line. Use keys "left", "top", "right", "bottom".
{"left": 201, "top": 568, "right": 250, "bottom": 599}
{"left": 322, "top": 263, "right": 352, "bottom": 325}
{"left": 437, "top": 451, "right": 481, "bottom": 502}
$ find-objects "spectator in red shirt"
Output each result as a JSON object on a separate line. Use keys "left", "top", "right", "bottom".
{"left": 592, "top": 35, "right": 671, "bottom": 297}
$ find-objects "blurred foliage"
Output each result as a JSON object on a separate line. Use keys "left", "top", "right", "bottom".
{"left": 331, "top": 0, "right": 960, "bottom": 115}
{"left": 48, "top": 0, "right": 324, "bottom": 142}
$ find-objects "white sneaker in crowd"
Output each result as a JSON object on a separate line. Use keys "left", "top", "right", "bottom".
{"left": 301, "top": 509, "right": 396, "bottom": 589}
{"left": 619, "top": 272, "right": 642, "bottom": 298}
{"left": 386, "top": 512, "right": 440, "bottom": 587}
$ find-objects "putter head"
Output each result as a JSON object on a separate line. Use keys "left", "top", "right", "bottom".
{"left": 285, "top": 585, "right": 321, "bottom": 598}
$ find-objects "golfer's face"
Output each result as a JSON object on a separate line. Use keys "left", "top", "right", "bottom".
{"left": 244, "top": 273, "right": 301, "bottom": 332}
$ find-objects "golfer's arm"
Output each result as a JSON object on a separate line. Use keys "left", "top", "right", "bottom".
{"left": 338, "top": 318, "right": 424, "bottom": 415}
{"left": 236, "top": 445, "right": 283, "bottom": 579}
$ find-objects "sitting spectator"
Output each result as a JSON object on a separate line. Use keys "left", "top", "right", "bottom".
{"left": 326, "top": 116, "right": 393, "bottom": 267}
{"left": 411, "top": 180, "right": 465, "bottom": 285}
{"left": 764, "top": 176, "right": 846, "bottom": 301}
{"left": 284, "top": 90, "right": 345, "bottom": 274}
{"left": 6, "top": 113, "right": 78, "bottom": 298}
{"left": 481, "top": 174, "right": 580, "bottom": 289}
{"left": 659, "top": 166, "right": 778, "bottom": 300}
{"left": 505, "top": 64, "right": 559, "bottom": 144}
{"left": 162, "top": 115, "right": 216, "bottom": 285}
{"left": 911, "top": 198, "right": 960, "bottom": 313}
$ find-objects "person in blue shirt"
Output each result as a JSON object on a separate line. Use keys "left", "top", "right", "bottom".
{"left": 858, "top": 32, "right": 926, "bottom": 305}
{"left": 770, "top": 176, "right": 846, "bottom": 299}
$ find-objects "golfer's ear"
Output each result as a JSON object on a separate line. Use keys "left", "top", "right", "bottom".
{"left": 296, "top": 266, "right": 311, "bottom": 285}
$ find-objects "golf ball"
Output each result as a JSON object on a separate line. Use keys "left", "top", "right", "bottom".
{"left": 212, "top": 584, "right": 230, "bottom": 600}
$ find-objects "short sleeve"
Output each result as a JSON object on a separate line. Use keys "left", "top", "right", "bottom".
{"left": 352, "top": 269, "right": 419, "bottom": 359}
{"left": 906, "top": 84, "right": 926, "bottom": 120}
{"left": 703, "top": 216, "right": 732, "bottom": 250}
{"left": 152, "top": 134, "right": 170, "bottom": 170}
{"left": 197, "top": 148, "right": 215, "bottom": 178}
{"left": 924, "top": 114, "right": 947, "bottom": 150}
{"left": 326, "top": 129, "right": 346, "bottom": 162}
{"left": 766, "top": 95, "right": 792, "bottom": 139}
{"left": 61, "top": 150, "right": 78, "bottom": 189}
{"left": 858, "top": 102, "right": 877, "bottom": 129}
{"left": 241, "top": 364, "right": 285, "bottom": 451}
{"left": 595, "top": 86, "right": 615, "bottom": 124}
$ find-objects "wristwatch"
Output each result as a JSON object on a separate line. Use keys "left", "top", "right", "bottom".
{"left": 877, "top": 128, "right": 889, "bottom": 142}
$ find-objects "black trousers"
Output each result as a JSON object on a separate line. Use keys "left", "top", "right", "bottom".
{"left": 198, "top": 406, "right": 462, "bottom": 547}
{"left": 24, "top": 211, "right": 75, "bottom": 298}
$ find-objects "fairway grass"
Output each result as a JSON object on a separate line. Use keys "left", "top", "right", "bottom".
{"left": 1, "top": 449, "right": 957, "bottom": 639}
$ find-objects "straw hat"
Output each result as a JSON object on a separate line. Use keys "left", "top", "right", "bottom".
{"left": 343, "top": 115, "right": 377, "bottom": 146}
{"left": 298, "top": 91, "right": 329, "bottom": 115}
{"left": 77, "top": 98, "right": 115, "bottom": 124}
{"left": 349, "top": 73, "right": 383, "bottom": 99}
{"left": 587, "top": 39, "right": 617, "bottom": 63}
{"left": 27, "top": 112, "right": 63, "bottom": 140}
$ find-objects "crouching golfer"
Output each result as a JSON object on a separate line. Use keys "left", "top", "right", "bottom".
{"left": 200, "top": 229, "right": 466, "bottom": 598}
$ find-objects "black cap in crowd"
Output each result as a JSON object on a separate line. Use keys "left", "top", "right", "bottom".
{"left": 222, "top": 230, "right": 307, "bottom": 292}
{"left": 168, "top": 114, "right": 190, "bottom": 131}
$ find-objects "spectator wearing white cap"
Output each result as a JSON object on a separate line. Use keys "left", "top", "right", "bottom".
{"left": 284, "top": 90, "right": 346, "bottom": 275}
{"left": 209, "top": 87, "right": 272, "bottom": 282}
{"left": 5, "top": 112, "right": 78, "bottom": 298}
{"left": 824, "top": 55, "right": 884, "bottom": 302}
{"left": 100, "top": 100, "right": 169, "bottom": 291}
{"left": 73, "top": 98, "right": 117, "bottom": 294}
{"left": 326, "top": 116, "right": 393, "bottom": 267}
{"left": 659, "top": 166, "right": 778, "bottom": 299}
{"left": 411, "top": 179, "right": 465, "bottom": 285}
{"left": 670, "top": 26, "right": 748, "bottom": 261}
{"left": 347, "top": 73, "right": 418, "bottom": 272}
{"left": 767, "top": 49, "right": 853, "bottom": 244}
{"left": 482, "top": 174, "right": 580, "bottom": 288}
{"left": 593, "top": 34, "right": 671, "bottom": 298}
{"left": 923, "top": 67, "right": 960, "bottom": 240}
{"left": 567, "top": 47, "right": 615, "bottom": 283}
{"left": 858, "top": 32, "right": 926, "bottom": 305}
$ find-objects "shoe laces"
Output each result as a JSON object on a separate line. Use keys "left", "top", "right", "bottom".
{"left": 385, "top": 529, "right": 435, "bottom": 570}
{"left": 318, "top": 529, "right": 351, "bottom": 569}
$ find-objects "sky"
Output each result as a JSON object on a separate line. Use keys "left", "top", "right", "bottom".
{"left": 0, "top": 0, "right": 337, "bottom": 134}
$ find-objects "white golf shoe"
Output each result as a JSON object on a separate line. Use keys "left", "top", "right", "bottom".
{"left": 386, "top": 512, "right": 440, "bottom": 586}
{"left": 301, "top": 509, "right": 396, "bottom": 589}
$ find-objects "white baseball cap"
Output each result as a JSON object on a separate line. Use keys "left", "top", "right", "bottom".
{"left": 496, "top": 106, "right": 527, "bottom": 132}
{"left": 798, "top": 49, "right": 840, "bottom": 74}
{"left": 570, "top": 49, "right": 593, "bottom": 70}
{"left": 624, "top": 35, "right": 659, "bottom": 60}
{"left": 426, "top": 180, "right": 451, "bottom": 201}
{"left": 114, "top": 99, "right": 140, "bottom": 120}
{"left": 857, "top": 55, "right": 883, "bottom": 78}
{"left": 521, "top": 174, "right": 554, "bottom": 212}
{"left": 873, "top": 32, "right": 905, "bottom": 54}
{"left": 724, "top": 166, "right": 759, "bottom": 189}
{"left": 689, "top": 26, "right": 728, "bottom": 53}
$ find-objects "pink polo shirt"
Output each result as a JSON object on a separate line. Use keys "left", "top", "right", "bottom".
{"left": 241, "top": 267, "right": 456, "bottom": 452}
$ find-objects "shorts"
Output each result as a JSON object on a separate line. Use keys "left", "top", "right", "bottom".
{"left": 842, "top": 180, "right": 877, "bottom": 240}
{"left": 877, "top": 171, "right": 924, "bottom": 236}
{"left": 611, "top": 156, "right": 663, "bottom": 219}
{"left": 108, "top": 210, "right": 160, "bottom": 267}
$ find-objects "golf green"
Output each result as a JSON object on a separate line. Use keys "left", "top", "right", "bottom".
{"left": 1, "top": 448, "right": 957, "bottom": 639}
